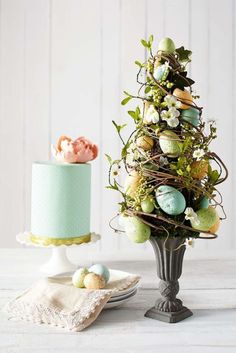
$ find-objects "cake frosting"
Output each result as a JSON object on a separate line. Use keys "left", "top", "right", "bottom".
{"left": 30, "top": 135, "right": 98, "bottom": 246}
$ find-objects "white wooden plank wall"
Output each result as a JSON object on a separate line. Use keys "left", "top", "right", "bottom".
{"left": 0, "top": 0, "right": 235, "bottom": 260}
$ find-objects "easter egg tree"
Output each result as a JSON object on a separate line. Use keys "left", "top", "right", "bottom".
{"left": 106, "top": 36, "right": 228, "bottom": 323}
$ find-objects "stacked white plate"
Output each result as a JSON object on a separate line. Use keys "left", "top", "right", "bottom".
{"left": 104, "top": 270, "right": 139, "bottom": 309}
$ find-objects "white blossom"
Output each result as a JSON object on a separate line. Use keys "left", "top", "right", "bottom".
{"left": 111, "top": 164, "right": 120, "bottom": 177}
{"left": 145, "top": 105, "right": 160, "bottom": 124}
{"left": 184, "top": 207, "right": 200, "bottom": 225}
{"left": 161, "top": 107, "right": 180, "bottom": 127}
{"left": 193, "top": 148, "right": 205, "bottom": 161}
{"left": 159, "top": 156, "right": 169, "bottom": 167}
{"left": 164, "top": 95, "right": 182, "bottom": 109}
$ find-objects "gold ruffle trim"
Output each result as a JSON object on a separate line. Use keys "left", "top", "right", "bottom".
{"left": 29, "top": 233, "right": 91, "bottom": 246}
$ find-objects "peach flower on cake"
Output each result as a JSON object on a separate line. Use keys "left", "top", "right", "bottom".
{"left": 52, "top": 135, "right": 98, "bottom": 163}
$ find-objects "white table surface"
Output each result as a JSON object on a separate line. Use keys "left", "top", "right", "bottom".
{"left": 0, "top": 248, "right": 236, "bottom": 353}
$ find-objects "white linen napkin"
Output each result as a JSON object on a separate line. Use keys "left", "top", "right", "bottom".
{"left": 3, "top": 272, "right": 140, "bottom": 332}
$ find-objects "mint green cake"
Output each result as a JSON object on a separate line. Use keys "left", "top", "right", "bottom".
{"left": 30, "top": 162, "right": 91, "bottom": 246}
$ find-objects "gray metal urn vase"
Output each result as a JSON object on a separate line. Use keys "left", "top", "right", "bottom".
{"left": 145, "top": 236, "right": 193, "bottom": 323}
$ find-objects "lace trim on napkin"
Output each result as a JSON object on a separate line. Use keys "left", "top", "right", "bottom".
{"left": 4, "top": 290, "right": 112, "bottom": 331}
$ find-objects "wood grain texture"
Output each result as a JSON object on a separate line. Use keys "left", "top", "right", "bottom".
{"left": 0, "top": 249, "right": 236, "bottom": 353}
{"left": 0, "top": 0, "right": 234, "bottom": 260}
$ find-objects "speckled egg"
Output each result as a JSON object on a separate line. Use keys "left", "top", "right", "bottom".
{"left": 159, "top": 130, "right": 182, "bottom": 157}
{"left": 158, "top": 37, "right": 175, "bottom": 54}
{"left": 190, "top": 207, "right": 219, "bottom": 231}
{"left": 173, "top": 88, "right": 193, "bottom": 109}
{"left": 89, "top": 264, "right": 110, "bottom": 284}
{"left": 72, "top": 268, "right": 89, "bottom": 288}
{"left": 125, "top": 216, "right": 151, "bottom": 243}
{"left": 84, "top": 273, "right": 106, "bottom": 289}
{"left": 191, "top": 160, "right": 209, "bottom": 180}
{"left": 136, "top": 135, "right": 154, "bottom": 150}
{"left": 181, "top": 108, "right": 200, "bottom": 126}
{"left": 125, "top": 171, "right": 141, "bottom": 198}
{"left": 156, "top": 185, "right": 186, "bottom": 216}
{"left": 199, "top": 196, "right": 209, "bottom": 209}
{"left": 153, "top": 64, "right": 169, "bottom": 82}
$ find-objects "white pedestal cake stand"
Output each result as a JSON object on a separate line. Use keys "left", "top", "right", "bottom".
{"left": 16, "top": 232, "right": 100, "bottom": 276}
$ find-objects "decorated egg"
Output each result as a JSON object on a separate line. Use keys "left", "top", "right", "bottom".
{"left": 89, "top": 264, "right": 110, "bottom": 283}
{"left": 190, "top": 207, "right": 219, "bottom": 232}
{"left": 156, "top": 185, "right": 186, "bottom": 215}
{"left": 136, "top": 135, "right": 154, "bottom": 150}
{"left": 125, "top": 171, "right": 141, "bottom": 198}
{"left": 125, "top": 217, "right": 151, "bottom": 243}
{"left": 173, "top": 88, "right": 193, "bottom": 109}
{"left": 72, "top": 267, "right": 89, "bottom": 288}
{"left": 181, "top": 108, "right": 200, "bottom": 126}
{"left": 84, "top": 273, "right": 106, "bottom": 289}
{"left": 208, "top": 216, "right": 220, "bottom": 233}
{"left": 199, "top": 196, "right": 209, "bottom": 209}
{"left": 158, "top": 37, "right": 175, "bottom": 54}
{"left": 191, "top": 160, "right": 209, "bottom": 180}
{"left": 141, "top": 198, "right": 155, "bottom": 213}
{"left": 153, "top": 63, "right": 169, "bottom": 82}
{"left": 159, "top": 130, "right": 182, "bottom": 157}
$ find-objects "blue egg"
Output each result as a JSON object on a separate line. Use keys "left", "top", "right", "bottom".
{"left": 181, "top": 108, "right": 200, "bottom": 126}
{"left": 199, "top": 196, "right": 209, "bottom": 209}
{"left": 153, "top": 64, "right": 169, "bottom": 82}
{"left": 156, "top": 185, "right": 186, "bottom": 215}
{"left": 89, "top": 264, "right": 110, "bottom": 283}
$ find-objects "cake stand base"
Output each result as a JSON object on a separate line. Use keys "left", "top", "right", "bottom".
{"left": 40, "top": 247, "right": 77, "bottom": 276}
{"left": 16, "top": 232, "right": 101, "bottom": 276}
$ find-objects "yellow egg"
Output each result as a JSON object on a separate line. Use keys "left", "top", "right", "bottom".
{"left": 83, "top": 273, "right": 105, "bottom": 289}
{"left": 136, "top": 135, "right": 154, "bottom": 151}
{"left": 191, "top": 160, "right": 209, "bottom": 180}
{"left": 173, "top": 88, "right": 193, "bottom": 109}
{"left": 125, "top": 170, "right": 141, "bottom": 198}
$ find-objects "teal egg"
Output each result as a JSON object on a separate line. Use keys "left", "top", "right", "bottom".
{"left": 156, "top": 185, "right": 186, "bottom": 215}
{"left": 153, "top": 64, "right": 169, "bottom": 81}
{"left": 181, "top": 108, "right": 200, "bottom": 126}
{"left": 89, "top": 264, "right": 110, "bottom": 283}
{"left": 199, "top": 196, "right": 209, "bottom": 209}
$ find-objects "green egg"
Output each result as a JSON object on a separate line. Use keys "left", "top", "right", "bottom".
{"left": 156, "top": 185, "right": 186, "bottom": 216}
{"left": 190, "top": 207, "right": 218, "bottom": 231}
{"left": 125, "top": 217, "right": 151, "bottom": 243}
{"left": 159, "top": 130, "right": 182, "bottom": 157}
{"left": 181, "top": 108, "right": 200, "bottom": 126}
{"left": 141, "top": 198, "right": 155, "bottom": 213}
{"left": 158, "top": 37, "right": 175, "bottom": 54}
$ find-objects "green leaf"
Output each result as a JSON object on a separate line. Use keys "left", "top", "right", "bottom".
{"left": 105, "top": 154, "right": 113, "bottom": 165}
{"left": 121, "top": 96, "right": 132, "bottom": 105}
{"left": 112, "top": 120, "right": 127, "bottom": 133}
{"left": 128, "top": 110, "right": 137, "bottom": 119}
{"left": 175, "top": 46, "right": 192, "bottom": 63}
{"left": 210, "top": 170, "right": 220, "bottom": 183}
{"left": 148, "top": 34, "right": 154, "bottom": 45}
{"left": 121, "top": 141, "right": 131, "bottom": 158}
{"left": 140, "top": 39, "right": 149, "bottom": 48}
{"left": 135, "top": 60, "right": 143, "bottom": 68}
{"left": 144, "top": 86, "right": 151, "bottom": 94}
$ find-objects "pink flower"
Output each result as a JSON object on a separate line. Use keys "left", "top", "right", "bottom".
{"left": 52, "top": 135, "right": 98, "bottom": 163}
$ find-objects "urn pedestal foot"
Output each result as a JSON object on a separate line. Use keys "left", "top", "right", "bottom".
{"left": 146, "top": 236, "right": 192, "bottom": 323}
{"left": 145, "top": 306, "right": 193, "bottom": 323}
